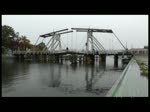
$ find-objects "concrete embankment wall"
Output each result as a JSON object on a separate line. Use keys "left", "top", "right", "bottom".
{"left": 106, "top": 58, "right": 148, "bottom": 97}
{"left": 106, "top": 58, "right": 131, "bottom": 97}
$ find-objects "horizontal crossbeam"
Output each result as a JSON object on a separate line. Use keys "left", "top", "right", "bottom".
{"left": 40, "top": 28, "right": 68, "bottom": 38}
{"left": 57, "top": 30, "right": 73, "bottom": 35}
{"left": 72, "top": 28, "right": 113, "bottom": 33}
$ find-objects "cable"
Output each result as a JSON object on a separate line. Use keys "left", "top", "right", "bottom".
{"left": 78, "top": 36, "right": 86, "bottom": 49}
{"left": 76, "top": 31, "right": 77, "bottom": 50}
{"left": 92, "top": 35, "right": 106, "bottom": 51}
{"left": 32, "top": 36, "right": 40, "bottom": 51}
{"left": 43, "top": 37, "right": 53, "bottom": 51}
{"left": 67, "top": 33, "right": 68, "bottom": 47}
{"left": 48, "top": 39, "right": 57, "bottom": 50}
{"left": 112, "top": 36, "right": 113, "bottom": 50}
{"left": 89, "top": 39, "right": 101, "bottom": 51}
{"left": 34, "top": 36, "right": 40, "bottom": 45}
{"left": 71, "top": 31, "right": 73, "bottom": 49}
{"left": 113, "top": 32, "right": 127, "bottom": 50}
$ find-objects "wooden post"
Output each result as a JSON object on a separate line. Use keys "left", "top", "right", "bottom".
{"left": 114, "top": 54, "right": 118, "bottom": 67}
{"left": 60, "top": 55, "right": 63, "bottom": 64}
{"left": 101, "top": 54, "right": 106, "bottom": 66}
{"left": 55, "top": 55, "right": 60, "bottom": 63}
{"left": 90, "top": 54, "right": 95, "bottom": 65}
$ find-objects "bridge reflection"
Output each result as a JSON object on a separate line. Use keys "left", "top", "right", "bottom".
{"left": 48, "top": 64, "right": 62, "bottom": 87}
{"left": 85, "top": 65, "right": 105, "bottom": 92}
{"left": 46, "top": 62, "right": 106, "bottom": 93}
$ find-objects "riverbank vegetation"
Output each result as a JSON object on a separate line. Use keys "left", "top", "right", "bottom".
{"left": 134, "top": 56, "right": 148, "bottom": 77}
{"left": 2, "top": 25, "right": 47, "bottom": 54}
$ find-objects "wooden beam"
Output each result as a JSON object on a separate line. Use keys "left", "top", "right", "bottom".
{"left": 40, "top": 28, "right": 68, "bottom": 37}
{"left": 71, "top": 28, "right": 113, "bottom": 33}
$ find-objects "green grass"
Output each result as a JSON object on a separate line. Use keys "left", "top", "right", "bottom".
{"left": 134, "top": 57, "right": 148, "bottom": 77}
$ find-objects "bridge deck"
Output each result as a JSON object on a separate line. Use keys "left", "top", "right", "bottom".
{"left": 13, "top": 50, "right": 132, "bottom": 56}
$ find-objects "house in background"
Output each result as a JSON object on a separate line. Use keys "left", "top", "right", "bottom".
{"left": 129, "top": 46, "right": 148, "bottom": 55}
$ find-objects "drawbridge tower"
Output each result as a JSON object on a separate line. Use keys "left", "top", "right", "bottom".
{"left": 34, "top": 28, "right": 73, "bottom": 52}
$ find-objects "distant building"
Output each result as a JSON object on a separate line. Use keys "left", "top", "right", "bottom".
{"left": 144, "top": 46, "right": 148, "bottom": 49}
{"left": 129, "top": 48, "right": 148, "bottom": 54}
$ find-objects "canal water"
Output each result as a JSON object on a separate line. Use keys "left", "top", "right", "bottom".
{"left": 2, "top": 56, "right": 123, "bottom": 97}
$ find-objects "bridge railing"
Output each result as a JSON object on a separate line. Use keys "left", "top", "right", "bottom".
{"left": 13, "top": 49, "right": 127, "bottom": 55}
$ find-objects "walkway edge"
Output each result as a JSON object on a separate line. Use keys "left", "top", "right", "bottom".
{"left": 106, "top": 58, "right": 132, "bottom": 97}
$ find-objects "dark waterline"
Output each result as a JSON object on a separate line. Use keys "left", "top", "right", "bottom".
{"left": 2, "top": 56, "right": 123, "bottom": 97}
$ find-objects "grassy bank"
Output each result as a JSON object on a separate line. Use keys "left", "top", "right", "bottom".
{"left": 134, "top": 55, "right": 148, "bottom": 77}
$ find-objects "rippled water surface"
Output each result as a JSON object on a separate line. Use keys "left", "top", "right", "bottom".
{"left": 2, "top": 56, "right": 123, "bottom": 97}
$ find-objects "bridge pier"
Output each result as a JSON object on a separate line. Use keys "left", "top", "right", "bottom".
{"left": 95, "top": 55, "right": 98, "bottom": 62}
{"left": 83, "top": 54, "right": 95, "bottom": 65}
{"left": 79, "top": 55, "right": 83, "bottom": 64}
{"left": 90, "top": 54, "right": 95, "bottom": 65}
{"left": 114, "top": 54, "right": 118, "bottom": 68}
{"left": 52, "top": 55, "right": 56, "bottom": 63}
{"left": 83, "top": 55, "right": 89, "bottom": 64}
{"left": 122, "top": 54, "right": 124, "bottom": 58}
{"left": 26, "top": 53, "right": 33, "bottom": 60}
{"left": 70, "top": 54, "right": 77, "bottom": 65}
{"left": 99, "top": 55, "right": 101, "bottom": 64}
{"left": 60, "top": 55, "right": 63, "bottom": 64}
{"left": 121, "top": 55, "right": 133, "bottom": 68}
{"left": 100, "top": 54, "right": 106, "bottom": 66}
{"left": 43, "top": 54, "right": 47, "bottom": 62}
{"left": 55, "top": 55, "right": 60, "bottom": 63}
{"left": 14, "top": 54, "right": 18, "bottom": 59}
{"left": 64, "top": 55, "right": 69, "bottom": 61}
{"left": 48, "top": 55, "right": 54, "bottom": 63}
{"left": 47, "top": 55, "right": 51, "bottom": 62}
{"left": 83, "top": 55, "right": 87, "bottom": 64}
{"left": 39, "top": 54, "right": 43, "bottom": 62}
{"left": 30, "top": 54, "right": 33, "bottom": 60}
{"left": 33, "top": 54, "right": 37, "bottom": 61}
{"left": 20, "top": 54, "right": 25, "bottom": 60}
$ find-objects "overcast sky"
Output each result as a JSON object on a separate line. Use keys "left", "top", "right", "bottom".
{"left": 2, "top": 15, "right": 148, "bottom": 50}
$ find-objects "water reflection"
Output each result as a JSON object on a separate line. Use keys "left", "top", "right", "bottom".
{"left": 48, "top": 64, "right": 61, "bottom": 87}
{"left": 70, "top": 64, "right": 77, "bottom": 71}
{"left": 85, "top": 65, "right": 93, "bottom": 91}
{"left": 2, "top": 59, "right": 29, "bottom": 88}
{"left": 85, "top": 65, "right": 105, "bottom": 92}
{"left": 2, "top": 57, "right": 124, "bottom": 96}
